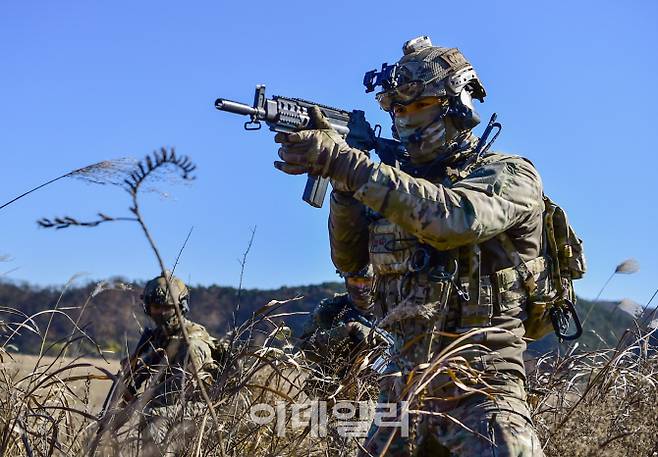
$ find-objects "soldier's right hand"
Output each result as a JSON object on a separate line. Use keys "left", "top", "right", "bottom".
{"left": 273, "top": 106, "right": 373, "bottom": 192}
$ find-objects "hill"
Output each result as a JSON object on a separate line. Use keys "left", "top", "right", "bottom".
{"left": 0, "top": 278, "right": 643, "bottom": 357}
{"left": 0, "top": 278, "right": 344, "bottom": 356}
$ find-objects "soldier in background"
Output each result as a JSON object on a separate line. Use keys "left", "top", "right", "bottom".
{"left": 119, "top": 273, "right": 220, "bottom": 456}
{"left": 299, "top": 265, "right": 392, "bottom": 387}
{"left": 299, "top": 266, "right": 390, "bottom": 456}
{"left": 299, "top": 265, "right": 377, "bottom": 364}
{"left": 274, "top": 36, "right": 547, "bottom": 456}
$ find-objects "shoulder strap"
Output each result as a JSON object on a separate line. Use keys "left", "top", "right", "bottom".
{"left": 542, "top": 195, "right": 567, "bottom": 298}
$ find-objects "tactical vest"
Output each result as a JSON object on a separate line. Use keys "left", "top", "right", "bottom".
{"left": 368, "top": 154, "right": 586, "bottom": 341}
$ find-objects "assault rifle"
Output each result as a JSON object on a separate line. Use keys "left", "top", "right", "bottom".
{"left": 215, "top": 85, "right": 406, "bottom": 208}
{"left": 340, "top": 306, "right": 395, "bottom": 374}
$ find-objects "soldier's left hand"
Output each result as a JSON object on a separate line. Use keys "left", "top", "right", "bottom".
{"left": 273, "top": 107, "right": 372, "bottom": 191}
{"left": 274, "top": 105, "right": 348, "bottom": 176}
{"left": 328, "top": 321, "right": 371, "bottom": 343}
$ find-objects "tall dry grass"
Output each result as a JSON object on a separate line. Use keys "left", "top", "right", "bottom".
{"left": 3, "top": 292, "right": 658, "bottom": 457}
{"left": 5, "top": 149, "right": 657, "bottom": 456}
{"left": 0, "top": 291, "right": 384, "bottom": 457}
{"left": 528, "top": 328, "right": 658, "bottom": 457}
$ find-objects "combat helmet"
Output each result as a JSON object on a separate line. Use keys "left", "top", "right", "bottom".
{"left": 364, "top": 36, "right": 486, "bottom": 137}
{"left": 141, "top": 271, "right": 190, "bottom": 316}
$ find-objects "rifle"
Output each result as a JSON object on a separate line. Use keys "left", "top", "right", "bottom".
{"left": 338, "top": 306, "right": 395, "bottom": 374}
{"left": 215, "top": 85, "right": 405, "bottom": 208}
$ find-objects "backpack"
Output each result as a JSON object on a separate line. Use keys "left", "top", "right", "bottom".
{"left": 499, "top": 195, "right": 586, "bottom": 341}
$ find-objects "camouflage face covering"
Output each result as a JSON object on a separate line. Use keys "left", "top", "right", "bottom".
{"left": 148, "top": 303, "right": 180, "bottom": 332}
{"left": 393, "top": 100, "right": 459, "bottom": 163}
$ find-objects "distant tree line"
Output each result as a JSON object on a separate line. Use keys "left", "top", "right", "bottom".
{"left": 0, "top": 278, "right": 344, "bottom": 357}
{"left": 0, "top": 279, "right": 638, "bottom": 357}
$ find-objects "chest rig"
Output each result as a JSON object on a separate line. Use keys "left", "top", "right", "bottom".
{"left": 366, "top": 152, "right": 489, "bottom": 335}
{"left": 368, "top": 216, "right": 494, "bottom": 335}
{"left": 367, "top": 151, "right": 532, "bottom": 336}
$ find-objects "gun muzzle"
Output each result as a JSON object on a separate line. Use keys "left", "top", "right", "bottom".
{"left": 214, "top": 98, "right": 258, "bottom": 117}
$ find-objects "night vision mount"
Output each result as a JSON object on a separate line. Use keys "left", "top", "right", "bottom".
{"left": 363, "top": 63, "right": 400, "bottom": 93}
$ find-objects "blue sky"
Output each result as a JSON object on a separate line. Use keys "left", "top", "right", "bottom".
{"left": 1, "top": 1, "right": 657, "bottom": 305}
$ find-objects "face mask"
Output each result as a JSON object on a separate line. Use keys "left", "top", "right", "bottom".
{"left": 150, "top": 306, "right": 180, "bottom": 333}
{"left": 394, "top": 103, "right": 449, "bottom": 164}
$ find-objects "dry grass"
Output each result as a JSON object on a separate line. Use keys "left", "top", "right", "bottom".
{"left": 6, "top": 151, "right": 657, "bottom": 455}
{"left": 1, "top": 354, "right": 118, "bottom": 410}
{"left": 528, "top": 330, "right": 658, "bottom": 457}
{"left": 2, "top": 298, "right": 658, "bottom": 456}
{"left": 0, "top": 295, "right": 385, "bottom": 457}
{"left": 4, "top": 296, "right": 657, "bottom": 457}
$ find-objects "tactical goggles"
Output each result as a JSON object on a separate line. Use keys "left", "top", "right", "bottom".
{"left": 377, "top": 74, "right": 449, "bottom": 113}
{"left": 143, "top": 293, "right": 174, "bottom": 307}
{"left": 365, "top": 62, "right": 440, "bottom": 112}
{"left": 376, "top": 80, "right": 427, "bottom": 112}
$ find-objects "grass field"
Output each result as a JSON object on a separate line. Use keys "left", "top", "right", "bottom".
{"left": 1, "top": 353, "right": 120, "bottom": 411}
{"left": 1, "top": 322, "right": 658, "bottom": 456}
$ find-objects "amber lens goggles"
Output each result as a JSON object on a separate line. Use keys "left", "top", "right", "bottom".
{"left": 376, "top": 80, "right": 427, "bottom": 112}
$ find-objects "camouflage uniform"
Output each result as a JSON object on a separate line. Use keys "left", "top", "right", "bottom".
{"left": 125, "top": 318, "right": 219, "bottom": 408}
{"left": 274, "top": 37, "right": 547, "bottom": 456}
{"left": 123, "top": 274, "right": 219, "bottom": 457}
{"left": 300, "top": 293, "right": 374, "bottom": 361}
{"left": 330, "top": 146, "right": 546, "bottom": 456}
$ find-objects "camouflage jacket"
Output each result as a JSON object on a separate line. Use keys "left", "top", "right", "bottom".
{"left": 300, "top": 293, "right": 394, "bottom": 383}
{"left": 329, "top": 148, "right": 544, "bottom": 381}
{"left": 124, "top": 318, "right": 219, "bottom": 408}
{"left": 299, "top": 293, "right": 373, "bottom": 361}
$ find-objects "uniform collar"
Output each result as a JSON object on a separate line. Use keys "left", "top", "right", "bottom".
{"left": 402, "top": 132, "right": 480, "bottom": 181}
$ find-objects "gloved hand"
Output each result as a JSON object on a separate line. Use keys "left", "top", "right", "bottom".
{"left": 273, "top": 106, "right": 373, "bottom": 192}
{"left": 327, "top": 320, "right": 372, "bottom": 344}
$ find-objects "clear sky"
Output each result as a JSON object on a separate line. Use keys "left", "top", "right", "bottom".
{"left": 1, "top": 1, "right": 657, "bottom": 305}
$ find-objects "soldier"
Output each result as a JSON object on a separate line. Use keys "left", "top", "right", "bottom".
{"left": 299, "top": 265, "right": 376, "bottom": 361}
{"left": 119, "top": 272, "right": 220, "bottom": 456}
{"left": 299, "top": 266, "right": 391, "bottom": 390}
{"left": 299, "top": 266, "right": 392, "bottom": 456}
{"left": 274, "top": 36, "right": 547, "bottom": 455}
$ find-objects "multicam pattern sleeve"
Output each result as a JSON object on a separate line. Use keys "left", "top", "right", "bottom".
{"left": 183, "top": 322, "right": 219, "bottom": 386}
{"left": 328, "top": 191, "right": 370, "bottom": 273}
{"left": 352, "top": 156, "right": 543, "bottom": 251}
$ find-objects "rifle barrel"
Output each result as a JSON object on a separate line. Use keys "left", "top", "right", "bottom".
{"left": 214, "top": 98, "right": 258, "bottom": 117}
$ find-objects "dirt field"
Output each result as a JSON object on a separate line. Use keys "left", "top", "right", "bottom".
{"left": 1, "top": 353, "right": 120, "bottom": 410}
